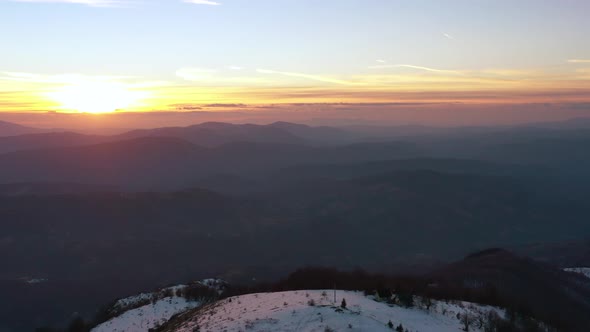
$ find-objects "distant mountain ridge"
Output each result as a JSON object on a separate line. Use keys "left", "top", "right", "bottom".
{"left": 0, "top": 121, "right": 358, "bottom": 155}
{"left": 0, "top": 131, "right": 110, "bottom": 154}
{"left": 116, "top": 122, "right": 306, "bottom": 147}
{"left": 0, "top": 136, "right": 421, "bottom": 190}
{"left": 0, "top": 120, "right": 47, "bottom": 137}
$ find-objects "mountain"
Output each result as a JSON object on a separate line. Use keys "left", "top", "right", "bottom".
{"left": 117, "top": 122, "right": 305, "bottom": 147}
{"left": 0, "top": 137, "right": 208, "bottom": 190}
{"left": 158, "top": 290, "right": 501, "bottom": 332}
{"left": 268, "top": 121, "right": 360, "bottom": 144}
{"left": 90, "top": 249, "right": 590, "bottom": 332}
{"left": 2, "top": 170, "right": 587, "bottom": 285}
{"left": 0, "top": 122, "right": 362, "bottom": 155}
{"left": 91, "top": 280, "right": 224, "bottom": 332}
{"left": 0, "top": 120, "right": 45, "bottom": 137}
{"left": 270, "top": 158, "right": 529, "bottom": 181}
{"left": 0, "top": 132, "right": 109, "bottom": 154}
{"left": 430, "top": 249, "right": 590, "bottom": 330}
{"left": 0, "top": 138, "right": 422, "bottom": 190}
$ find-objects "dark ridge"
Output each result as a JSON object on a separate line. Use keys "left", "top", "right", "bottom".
{"left": 464, "top": 248, "right": 511, "bottom": 260}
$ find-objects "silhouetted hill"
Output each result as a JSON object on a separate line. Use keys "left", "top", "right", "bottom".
{"left": 262, "top": 170, "right": 589, "bottom": 263}
{"left": 272, "top": 158, "right": 530, "bottom": 181}
{"left": 430, "top": 249, "right": 590, "bottom": 330}
{"left": 2, "top": 170, "right": 590, "bottom": 331}
{"left": 0, "top": 138, "right": 422, "bottom": 190}
{"left": 481, "top": 137, "right": 590, "bottom": 167}
{"left": 269, "top": 121, "right": 360, "bottom": 144}
{"left": 117, "top": 122, "right": 305, "bottom": 147}
{"left": 0, "top": 122, "right": 362, "bottom": 155}
{"left": 0, "top": 137, "right": 208, "bottom": 190}
{"left": 0, "top": 132, "right": 109, "bottom": 154}
{"left": 0, "top": 120, "right": 45, "bottom": 137}
{"left": 3, "top": 170, "right": 587, "bottom": 283}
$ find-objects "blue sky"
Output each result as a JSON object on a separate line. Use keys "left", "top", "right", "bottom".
{"left": 1, "top": 0, "right": 590, "bottom": 112}
{"left": 2, "top": 0, "right": 589, "bottom": 74}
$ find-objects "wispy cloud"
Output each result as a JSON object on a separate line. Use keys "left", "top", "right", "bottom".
{"left": 256, "top": 69, "right": 363, "bottom": 86}
{"left": 183, "top": 0, "right": 220, "bottom": 5}
{"left": 368, "top": 64, "right": 461, "bottom": 75}
{"left": 8, "top": 0, "right": 128, "bottom": 7}
{"left": 568, "top": 59, "right": 590, "bottom": 64}
{"left": 376, "top": 59, "right": 387, "bottom": 64}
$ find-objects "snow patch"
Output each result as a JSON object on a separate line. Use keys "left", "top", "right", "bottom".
{"left": 92, "top": 296, "right": 200, "bottom": 332}
{"left": 564, "top": 267, "right": 590, "bottom": 279}
{"left": 92, "top": 279, "right": 226, "bottom": 332}
{"left": 172, "top": 290, "right": 501, "bottom": 332}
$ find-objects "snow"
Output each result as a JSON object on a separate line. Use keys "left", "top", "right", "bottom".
{"left": 198, "top": 278, "right": 227, "bottom": 294}
{"left": 172, "top": 290, "right": 501, "bottom": 332}
{"left": 92, "top": 296, "right": 200, "bottom": 332}
{"left": 21, "top": 277, "right": 48, "bottom": 284}
{"left": 91, "top": 279, "right": 226, "bottom": 332}
{"left": 564, "top": 267, "right": 590, "bottom": 279}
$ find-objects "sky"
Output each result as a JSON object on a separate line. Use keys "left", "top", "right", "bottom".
{"left": 1, "top": 0, "right": 590, "bottom": 118}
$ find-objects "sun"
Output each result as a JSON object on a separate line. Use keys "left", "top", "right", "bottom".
{"left": 47, "top": 81, "right": 146, "bottom": 114}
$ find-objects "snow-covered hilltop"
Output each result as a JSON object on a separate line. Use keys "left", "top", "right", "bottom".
{"left": 84, "top": 251, "right": 584, "bottom": 332}
{"left": 160, "top": 290, "right": 504, "bottom": 332}
{"left": 92, "top": 296, "right": 199, "bottom": 332}
{"left": 91, "top": 280, "right": 227, "bottom": 332}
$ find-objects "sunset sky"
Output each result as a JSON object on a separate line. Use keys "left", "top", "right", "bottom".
{"left": 1, "top": 0, "right": 590, "bottom": 115}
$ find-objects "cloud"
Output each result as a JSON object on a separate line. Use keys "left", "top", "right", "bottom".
{"left": 376, "top": 60, "right": 387, "bottom": 64}
{"left": 203, "top": 103, "right": 247, "bottom": 108}
{"left": 368, "top": 64, "right": 461, "bottom": 75}
{"left": 183, "top": 0, "right": 220, "bottom": 5}
{"left": 8, "top": 0, "right": 128, "bottom": 7}
{"left": 442, "top": 32, "right": 454, "bottom": 40}
{"left": 568, "top": 59, "right": 590, "bottom": 64}
{"left": 256, "top": 69, "right": 363, "bottom": 86}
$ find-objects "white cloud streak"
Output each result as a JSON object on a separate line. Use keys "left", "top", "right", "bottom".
{"left": 568, "top": 59, "right": 590, "bottom": 64}
{"left": 442, "top": 32, "right": 454, "bottom": 40}
{"left": 183, "top": 0, "right": 220, "bottom": 5}
{"left": 256, "top": 69, "right": 363, "bottom": 86}
{"left": 368, "top": 64, "right": 461, "bottom": 75}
